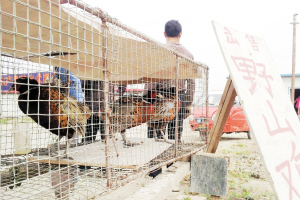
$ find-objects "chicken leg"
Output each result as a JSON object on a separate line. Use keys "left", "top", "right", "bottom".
{"left": 153, "top": 126, "right": 175, "bottom": 145}
{"left": 49, "top": 135, "right": 74, "bottom": 160}
{"left": 121, "top": 130, "right": 140, "bottom": 147}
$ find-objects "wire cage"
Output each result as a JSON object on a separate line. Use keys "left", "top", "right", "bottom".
{"left": 0, "top": 0, "right": 209, "bottom": 199}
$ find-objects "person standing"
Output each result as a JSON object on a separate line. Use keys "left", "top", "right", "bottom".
{"left": 145, "top": 20, "right": 195, "bottom": 142}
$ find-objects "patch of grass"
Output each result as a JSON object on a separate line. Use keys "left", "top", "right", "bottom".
{"left": 259, "top": 191, "right": 275, "bottom": 199}
{"left": 180, "top": 174, "right": 190, "bottom": 185}
{"left": 222, "top": 149, "right": 233, "bottom": 154}
{"left": 183, "top": 190, "right": 192, "bottom": 200}
{"left": 236, "top": 149, "right": 250, "bottom": 156}
{"left": 227, "top": 143, "right": 251, "bottom": 156}
{"left": 228, "top": 170, "right": 252, "bottom": 179}
{"left": 199, "top": 193, "right": 211, "bottom": 200}
{"left": 19, "top": 118, "right": 33, "bottom": 123}
{"left": 1, "top": 118, "right": 12, "bottom": 124}
{"left": 237, "top": 142, "right": 247, "bottom": 148}
{"left": 229, "top": 183, "right": 236, "bottom": 190}
{"left": 229, "top": 190, "right": 254, "bottom": 200}
{"left": 227, "top": 174, "right": 263, "bottom": 200}
{"left": 228, "top": 177, "right": 236, "bottom": 190}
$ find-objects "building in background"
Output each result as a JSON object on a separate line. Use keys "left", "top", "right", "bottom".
{"left": 281, "top": 74, "right": 300, "bottom": 100}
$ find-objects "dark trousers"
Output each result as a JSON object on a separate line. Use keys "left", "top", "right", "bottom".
{"left": 295, "top": 106, "right": 299, "bottom": 115}
{"left": 147, "top": 125, "right": 165, "bottom": 139}
{"left": 147, "top": 89, "right": 187, "bottom": 142}
{"left": 168, "top": 91, "right": 186, "bottom": 141}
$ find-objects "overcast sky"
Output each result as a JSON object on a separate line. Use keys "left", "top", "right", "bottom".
{"left": 85, "top": 0, "right": 300, "bottom": 91}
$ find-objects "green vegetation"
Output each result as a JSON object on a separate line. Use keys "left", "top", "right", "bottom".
{"left": 222, "top": 149, "right": 233, "bottom": 155}
{"left": 180, "top": 174, "right": 190, "bottom": 185}
{"left": 19, "top": 117, "right": 33, "bottom": 123}
{"left": 178, "top": 139, "right": 274, "bottom": 200}
{"left": 1, "top": 118, "right": 12, "bottom": 124}
{"left": 0, "top": 117, "right": 33, "bottom": 124}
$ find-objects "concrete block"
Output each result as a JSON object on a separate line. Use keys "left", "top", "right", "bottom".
{"left": 189, "top": 153, "right": 228, "bottom": 197}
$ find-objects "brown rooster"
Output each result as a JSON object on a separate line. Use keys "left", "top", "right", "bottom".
{"left": 99, "top": 91, "right": 180, "bottom": 146}
{"left": 8, "top": 77, "right": 91, "bottom": 159}
{"left": 147, "top": 92, "right": 181, "bottom": 142}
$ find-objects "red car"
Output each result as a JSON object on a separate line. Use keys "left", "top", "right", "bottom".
{"left": 189, "top": 91, "right": 250, "bottom": 139}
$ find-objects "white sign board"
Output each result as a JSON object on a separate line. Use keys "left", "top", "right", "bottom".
{"left": 213, "top": 21, "right": 300, "bottom": 200}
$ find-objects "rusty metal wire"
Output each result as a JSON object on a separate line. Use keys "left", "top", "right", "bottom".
{"left": 0, "top": 0, "right": 209, "bottom": 199}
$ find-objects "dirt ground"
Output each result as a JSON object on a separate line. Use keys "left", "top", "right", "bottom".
{"left": 167, "top": 132, "right": 276, "bottom": 200}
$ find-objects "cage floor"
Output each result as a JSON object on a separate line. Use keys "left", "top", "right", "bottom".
{"left": 28, "top": 137, "right": 173, "bottom": 169}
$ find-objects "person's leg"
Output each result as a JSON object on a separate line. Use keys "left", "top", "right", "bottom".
{"left": 167, "top": 91, "right": 186, "bottom": 141}
{"left": 177, "top": 91, "right": 187, "bottom": 142}
{"left": 168, "top": 119, "right": 175, "bottom": 140}
{"left": 148, "top": 127, "right": 154, "bottom": 138}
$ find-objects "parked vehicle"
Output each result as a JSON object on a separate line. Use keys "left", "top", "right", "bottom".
{"left": 189, "top": 91, "right": 250, "bottom": 139}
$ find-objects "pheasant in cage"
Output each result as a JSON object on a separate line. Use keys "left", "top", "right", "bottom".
{"left": 99, "top": 90, "right": 181, "bottom": 146}
{"left": 8, "top": 77, "right": 91, "bottom": 159}
{"left": 147, "top": 88, "right": 187, "bottom": 143}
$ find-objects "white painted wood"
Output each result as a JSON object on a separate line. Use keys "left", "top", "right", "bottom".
{"left": 213, "top": 21, "right": 300, "bottom": 200}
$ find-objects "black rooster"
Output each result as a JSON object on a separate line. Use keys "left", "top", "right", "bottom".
{"left": 8, "top": 77, "right": 91, "bottom": 158}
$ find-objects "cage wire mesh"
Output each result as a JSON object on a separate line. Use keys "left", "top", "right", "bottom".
{"left": 0, "top": 0, "right": 209, "bottom": 199}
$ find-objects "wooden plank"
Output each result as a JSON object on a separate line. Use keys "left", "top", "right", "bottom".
{"left": 28, "top": 137, "right": 172, "bottom": 169}
{"left": 206, "top": 76, "right": 237, "bottom": 153}
{"left": 1, "top": 0, "right": 205, "bottom": 82}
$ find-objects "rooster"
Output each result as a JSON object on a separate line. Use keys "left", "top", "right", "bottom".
{"left": 147, "top": 91, "right": 181, "bottom": 142}
{"left": 99, "top": 90, "right": 180, "bottom": 146}
{"left": 8, "top": 77, "right": 91, "bottom": 159}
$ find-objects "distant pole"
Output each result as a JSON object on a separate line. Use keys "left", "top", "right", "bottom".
{"left": 291, "top": 14, "right": 299, "bottom": 103}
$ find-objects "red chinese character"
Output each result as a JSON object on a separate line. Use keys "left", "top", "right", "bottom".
{"left": 1, "top": 77, "right": 7, "bottom": 86}
{"left": 257, "top": 63, "right": 273, "bottom": 98}
{"left": 231, "top": 56, "right": 257, "bottom": 95}
{"left": 5, "top": 76, "right": 13, "bottom": 83}
{"left": 29, "top": 74, "right": 35, "bottom": 80}
{"left": 245, "top": 35, "right": 259, "bottom": 52}
{"left": 262, "top": 100, "right": 295, "bottom": 136}
{"left": 276, "top": 141, "right": 300, "bottom": 199}
{"left": 224, "top": 27, "right": 240, "bottom": 45}
{"left": 35, "top": 74, "right": 42, "bottom": 83}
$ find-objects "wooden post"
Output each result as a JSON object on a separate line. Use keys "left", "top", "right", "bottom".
{"left": 205, "top": 68, "right": 209, "bottom": 142}
{"left": 175, "top": 56, "right": 179, "bottom": 157}
{"left": 101, "top": 20, "right": 111, "bottom": 189}
{"left": 211, "top": 196, "right": 221, "bottom": 200}
{"left": 291, "top": 14, "right": 298, "bottom": 103}
{"left": 206, "top": 76, "right": 237, "bottom": 153}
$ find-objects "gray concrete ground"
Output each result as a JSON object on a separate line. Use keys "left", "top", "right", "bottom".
{"left": 99, "top": 132, "right": 275, "bottom": 200}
